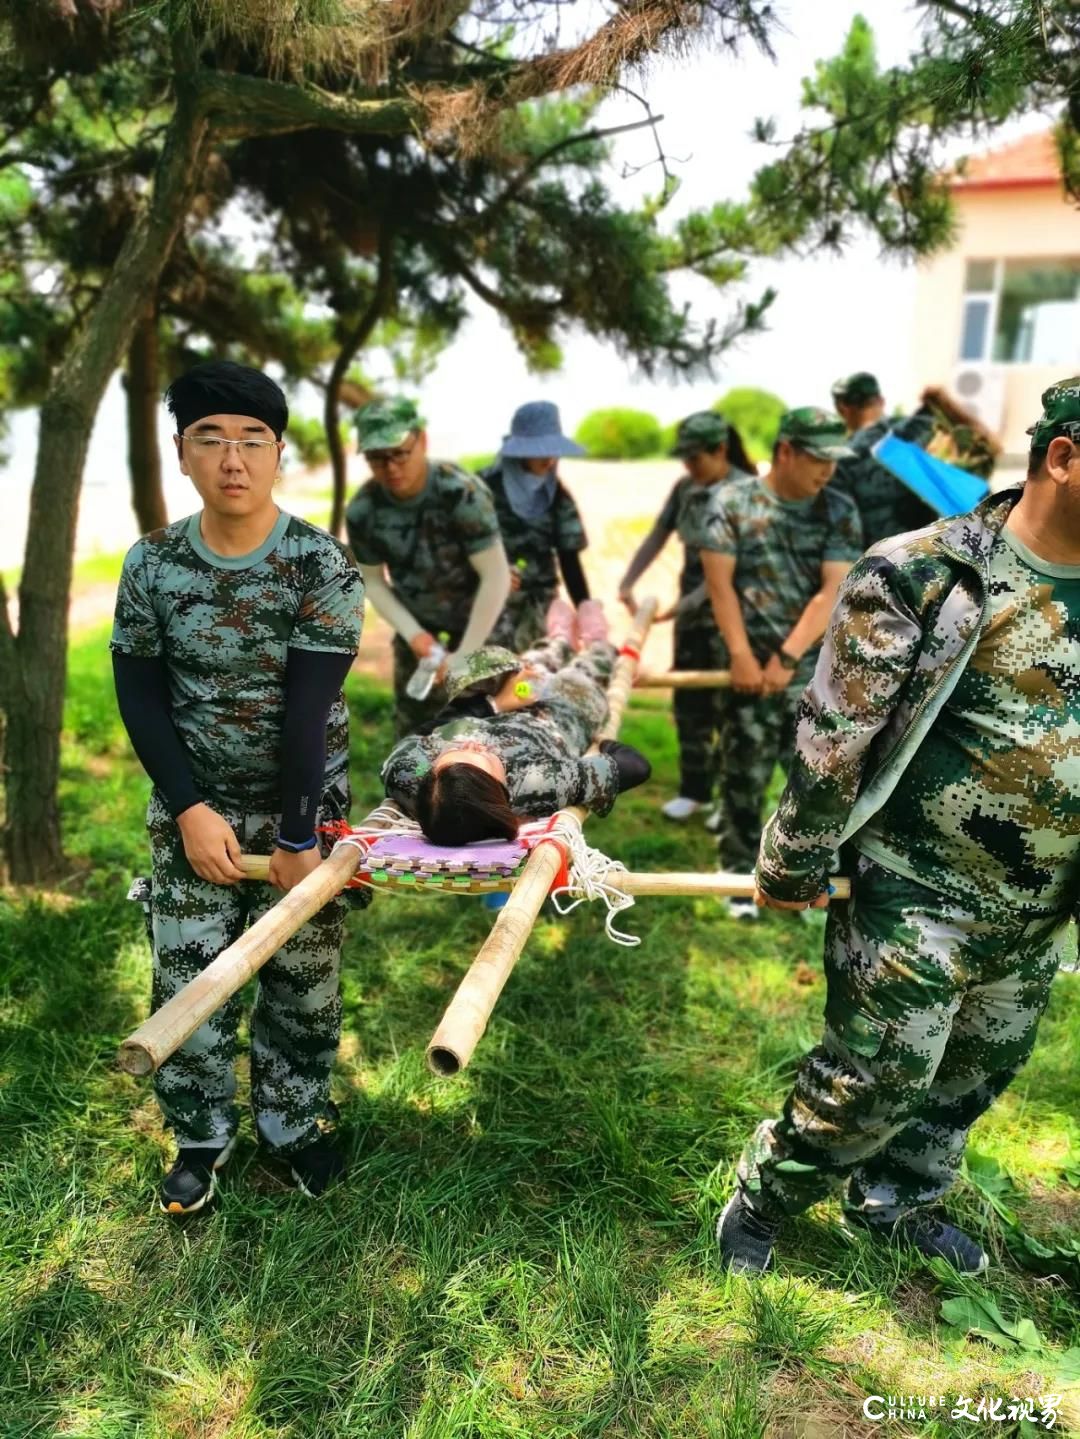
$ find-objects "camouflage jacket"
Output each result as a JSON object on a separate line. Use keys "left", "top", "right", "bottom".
{"left": 757, "top": 487, "right": 1033, "bottom": 903}
{"left": 830, "top": 410, "right": 937, "bottom": 548}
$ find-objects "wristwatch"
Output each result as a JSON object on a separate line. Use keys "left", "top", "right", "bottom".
{"left": 777, "top": 648, "right": 799, "bottom": 671}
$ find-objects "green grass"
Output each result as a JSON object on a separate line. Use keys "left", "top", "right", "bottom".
{"left": 2, "top": 631, "right": 1080, "bottom": 1438}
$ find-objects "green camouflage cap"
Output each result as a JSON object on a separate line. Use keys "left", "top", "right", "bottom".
{"left": 830, "top": 371, "right": 882, "bottom": 405}
{"left": 777, "top": 406, "right": 856, "bottom": 460}
{"left": 445, "top": 646, "right": 520, "bottom": 704}
{"left": 670, "top": 410, "right": 731, "bottom": 457}
{"left": 1027, "top": 376, "right": 1080, "bottom": 448}
{"left": 355, "top": 396, "right": 425, "bottom": 451}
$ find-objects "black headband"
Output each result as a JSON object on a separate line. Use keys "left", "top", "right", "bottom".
{"left": 166, "top": 362, "right": 288, "bottom": 440}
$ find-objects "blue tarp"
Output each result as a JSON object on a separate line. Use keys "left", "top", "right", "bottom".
{"left": 872, "top": 433, "right": 990, "bottom": 518}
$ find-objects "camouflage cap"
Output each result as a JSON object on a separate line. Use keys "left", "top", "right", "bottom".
{"left": 1027, "top": 376, "right": 1080, "bottom": 448}
{"left": 445, "top": 646, "right": 521, "bottom": 704}
{"left": 777, "top": 407, "right": 856, "bottom": 461}
{"left": 830, "top": 371, "right": 882, "bottom": 405}
{"left": 670, "top": 410, "right": 731, "bottom": 457}
{"left": 355, "top": 396, "right": 425, "bottom": 451}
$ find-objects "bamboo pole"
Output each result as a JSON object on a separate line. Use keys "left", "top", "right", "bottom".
{"left": 236, "top": 853, "right": 850, "bottom": 902}
{"left": 425, "top": 600, "right": 658, "bottom": 1079}
{"left": 636, "top": 670, "right": 731, "bottom": 689}
{"left": 116, "top": 820, "right": 386, "bottom": 1077}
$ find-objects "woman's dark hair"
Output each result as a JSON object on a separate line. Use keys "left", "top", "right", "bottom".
{"left": 414, "top": 763, "right": 519, "bottom": 845}
{"left": 723, "top": 423, "right": 758, "bottom": 477}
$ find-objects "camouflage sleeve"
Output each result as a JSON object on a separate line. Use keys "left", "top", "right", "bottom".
{"left": 553, "top": 486, "right": 588, "bottom": 553}
{"left": 756, "top": 555, "right": 924, "bottom": 902}
{"left": 891, "top": 406, "right": 935, "bottom": 449}
{"left": 570, "top": 754, "right": 620, "bottom": 817}
{"left": 446, "top": 469, "right": 502, "bottom": 556}
{"left": 344, "top": 489, "right": 384, "bottom": 567}
{"left": 693, "top": 491, "right": 738, "bottom": 556}
{"left": 292, "top": 539, "right": 365, "bottom": 654}
{"left": 823, "top": 496, "right": 865, "bottom": 564}
{"left": 380, "top": 735, "right": 431, "bottom": 815}
{"left": 110, "top": 541, "right": 163, "bottom": 657}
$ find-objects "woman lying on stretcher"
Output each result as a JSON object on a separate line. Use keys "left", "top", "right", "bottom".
{"left": 381, "top": 599, "right": 651, "bottom": 844}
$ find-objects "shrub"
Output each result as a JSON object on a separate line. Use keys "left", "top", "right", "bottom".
{"left": 573, "top": 407, "right": 662, "bottom": 459}
{"left": 713, "top": 387, "right": 787, "bottom": 461}
{"left": 285, "top": 415, "right": 350, "bottom": 469}
{"left": 456, "top": 452, "right": 497, "bottom": 474}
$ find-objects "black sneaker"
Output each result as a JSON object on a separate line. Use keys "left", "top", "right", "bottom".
{"left": 159, "top": 1136, "right": 236, "bottom": 1216}
{"left": 716, "top": 1188, "right": 781, "bottom": 1275}
{"left": 288, "top": 1133, "right": 346, "bottom": 1198}
{"left": 845, "top": 1209, "right": 988, "bottom": 1274}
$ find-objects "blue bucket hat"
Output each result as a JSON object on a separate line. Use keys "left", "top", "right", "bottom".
{"left": 499, "top": 401, "right": 585, "bottom": 460}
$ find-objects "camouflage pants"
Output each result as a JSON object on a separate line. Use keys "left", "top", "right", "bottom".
{"left": 145, "top": 787, "right": 348, "bottom": 1154}
{"left": 738, "top": 855, "right": 1069, "bottom": 1226}
{"left": 392, "top": 632, "right": 461, "bottom": 739}
{"left": 673, "top": 624, "right": 729, "bottom": 803}
{"left": 521, "top": 635, "right": 616, "bottom": 739}
{"left": 490, "top": 588, "right": 553, "bottom": 654}
{"left": 715, "top": 683, "right": 801, "bottom": 873}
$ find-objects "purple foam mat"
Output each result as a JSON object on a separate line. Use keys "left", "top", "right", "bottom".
{"left": 365, "top": 835, "right": 528, "bottom": 868}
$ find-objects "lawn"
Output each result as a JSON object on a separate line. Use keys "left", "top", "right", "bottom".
{"left": 2, "top": 626, "right": 1079, "bottom": 1438}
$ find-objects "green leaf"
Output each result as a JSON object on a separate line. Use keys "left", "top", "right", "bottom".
{"left": 938, "top": 1295, "right": 1046, "bottom": 1354}
{"left": 1054, "top": 1347, "right": 1080, "bottom": 1385}
{"left": 962, "top": 1153, "right": 1018, "bottom": 1223}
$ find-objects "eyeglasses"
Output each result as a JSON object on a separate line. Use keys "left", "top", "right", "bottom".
{"left": 364, "top": 438, "right": 418, "bottom": 470}
{"left": 178, "top": 434, "right": 280, "bottom": 455}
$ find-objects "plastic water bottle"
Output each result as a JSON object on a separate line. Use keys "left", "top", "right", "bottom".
{"left": 405, "top": 641, "right": 447, "bottom": 701}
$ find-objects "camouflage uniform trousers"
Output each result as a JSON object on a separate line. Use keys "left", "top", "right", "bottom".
{"left": 672, "top": 624, "right": 729, "bottom": 804}
{"left": 520, "top": 634, "right": 616, "bottom": 729}
{"left": 738, "top": 854, "right": 1070, "bottom": 1227}
{"left": 145, "top": 786, "right": 348, "bottom": 1155}
{"left": 489, "top": 588, "right": 552, "bottom": 655}
{"left": 392, "top": 631, "right": 462, "bottom": 739}
{"left": 715, "top": 680, "right": 801, "bottom": 873}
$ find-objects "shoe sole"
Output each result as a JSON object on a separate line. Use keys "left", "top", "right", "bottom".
{"left": 715, "top": 1192, "right": 774, "bottom": 1275}
{"left": 160, "top": 1136, "right": 236, "bottom": 1216}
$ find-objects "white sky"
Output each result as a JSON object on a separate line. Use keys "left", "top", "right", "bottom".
{"left": 4, "top": 0, "right": 1034, "bottom": 509}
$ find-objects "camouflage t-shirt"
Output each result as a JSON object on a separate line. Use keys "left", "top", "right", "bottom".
{"left": 345, "top": 460, "right": 502, "bottom": 636}
{"left": 110, "top": 511, "right": 363, "bottom": 810}
{"left": 482, "top": 463, "right": 587, "bottom": 599}
{"left": 382, "top": 708, "right": 620, "bottom": 820}
{"left": 830, "top": 410, "right": 937, "bottom": 548}
{"left": 857, "top": 526, "right": 1080, "bottom": 914}
{"left": 692, "top": 474, "right": 864, "bottom": 679}
{"left": 658, "top": 468, "right": 752, "bottom": 631}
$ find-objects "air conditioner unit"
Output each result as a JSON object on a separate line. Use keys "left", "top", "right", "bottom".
{"left": 950, "top": 365, "right": 1006, "bottom": 436}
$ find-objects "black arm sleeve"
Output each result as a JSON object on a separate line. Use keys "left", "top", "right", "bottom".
{"left": 558, "top": 548, "right": 590, "bottom": 605}
{"left": 278, "top": 647, "right": 356, "bottom": 844}
{"left": 112, "top": 651, "right": 202, "bottom": 819}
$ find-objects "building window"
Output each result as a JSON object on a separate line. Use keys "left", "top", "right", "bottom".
{"left": 961, "top": 257, "right": 1080, "bottom": 366}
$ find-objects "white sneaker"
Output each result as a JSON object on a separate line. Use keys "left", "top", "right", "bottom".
{"left": 703, "top": 804, "right": 722, "bottom": 833}
{"left": 662, "top": 796, "right": 701, "bottom": 821}
{"left": 723, "top": 895, "right": 759, "bottom": 922}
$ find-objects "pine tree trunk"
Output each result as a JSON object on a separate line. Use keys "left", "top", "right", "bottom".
{"left": 327, "top": 234, "right": 395, "bottom": 538}
{"left": 126, "top": 308, "right": 167, "bottom": 534}
{"left": 0, "top": 91, "right": 209, "bottom": 884}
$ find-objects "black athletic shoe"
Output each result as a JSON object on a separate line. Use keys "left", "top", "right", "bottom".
{"left": 844, "top": 1209, "right": 989, "bottom": 1274}
{"left": 159, "top": 1136, "right": 236, "bottom": 1216}
{"left": 716, "top": 1188, "right": 781, "bottom": 1275}
{"left": 288, "top": 1133, "right": 346, "bottom": 1198}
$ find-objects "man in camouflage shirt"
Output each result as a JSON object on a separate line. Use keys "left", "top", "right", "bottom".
{"left": 829, "top": 372, "right": 938, "bottom": 547}
{"left": 345, "top": 397, "right": 510, "bottom": 736}
{"left": 717, "top": 377, "right": 1080, "bottom": 1277}
{"left": 111, "top": 361, "right": 364, "bottom": 1215}
{"left": 694, "top": 408, "right": 862, "bottom": 916}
